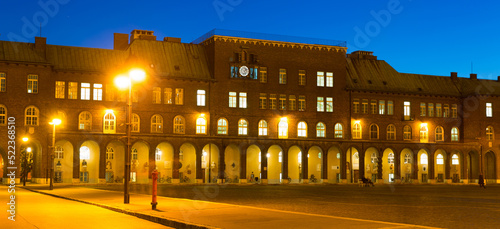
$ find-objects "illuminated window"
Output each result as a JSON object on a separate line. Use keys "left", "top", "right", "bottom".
{"left": 443, "top": 104, "right": 449, "bottom": 118}
{"left": 279, "top": 94, "right": 286, "bottom": 110}
{"left": 132, "top": 148, "right": 138, "bottom": 160}
{"left": 80, "top": 146, "right": 90, "bottom": 160}
{"left": 155, "top": 148, "right": 162, "bottom": 161}
{"left": 103, "top": 111, "right": 116, "bottom": 134}
{"left": 403, "top": 125, "right": 412, "bottom": 140}
{"left": 25, "top": 106, "right": 39, "bottom": 126}
{"left": 298, "top": 70, "right": 306, "bottom": 86}
{"left": 297, "top": 121, "right": 307, "bottom": 137}
{"left": 0, "top": 72, "right": 5, "bottom": 92}
{"left": 174, "top": 115, "right": 185, "bottom": 134}
{"left": 27, "top": 74, "right": 38, "bottom": 93}
{"left": 217, "top": 118, "right": 228, "bottom": 135}
{"left": 486, "top": 103, "right": 493, "bottom": 117}
{"left": 270, "top": 94, "right": 277, "bottom": 110}
{"left": 428, "top": 103, "right": 434, "bottom": 117}
{"left": 387, "top": 124, "right": 396, "bottom": 140}
{"left": 420, "top": 125, "right": 428, "bottom": 142}
{"left": 55, "top": 145, "right": 64, "bottom": 159}
{"left": 486, "top": 126, "right": 494, "bottom": 140}
{"left": 132, "top": 113, "right": 140, "bottom": 132}
{"left": 387, "top": 100, "right": 394, "bottom": 115}
{"left": 81, "top": 83, "right": 90, "bottom": 100}
{"left": 93, "top": 84, "right": 102, "bottom": 101}
{"left": 55, "top": 81, "right": 65, "bottom": 99}
{"left": 79, "top": 111, "right": 91, "bottom": 130}
{"left": 379, "top": 100, "right": 385, "bottom": 115}
{"left": 404, "top": 101, "right": 411, "bottom": 120}
{"left": 175, "top": 88, "right": 183, "bottom": 105}
{"left": 388, "top": 153, "right": 394, "bottom": 164}
{"left": 452, "top": 104, "right": 457, "bottom": 118}
{"left": 371, "top": 152, "right": 378, "bottom": 164}
{"left": 279, "top": 68, "right": 287, "bottom": 84}
{"left": 229, "top": 92, "right": 237, "bottom": 108}
{"left": 353, "top": 123, "right": 361, "bottom": 139}
{"left": 451, "top": 127, "right": 459, "bottom": 141}
{"left": 316, "top": 122, "right": 325, "bottom": 138}
{"left": 0, "top": 105, "right": 6, "bottom": 125}
{"left": 164, "top": 88, "right": 172, "bottom": 104}
{"left": 420, "top": 154, "right": 428, "bottom": 164}
{"left": 259, "top": 67, "right": 267, "bottom": 83}
{"left": 435, "top": 126, "right": 443, "bottom": 141}
{"left": 317, "top": 71, "right": 324, "bottom": 87}
{"left": 326, "top": 97, "right": 333, "bottom": 112}
{"left": 436, "top": 154, "right": 444, "bottom": 165}
{"left": 298, "top": 95, "right": 306, "bottom": 111}
{"left": 436, "top": 103, "right": 442, "bottom": 117}
{"left": 152, "top": 87, "right": 161, "bottom": 104}
{"left": 259, "top": 93, "right": 267, "bottom": 109}
{"left": 289, "top": 95, "right": 296, "bottom": 111}
{"left": 404, "top": 153, "right": 412, "bottom": 164}
{"left": 370, "top": 100, "right": 377, "bottom": 114}
{"left": 353, "top": 99, "right": 359, "bottom": 113}
{"left": 326, "top": 72, "right": 333, "bottom": 87}
{"left": 361, "top": 99, "right": 368, "bottom": 114}
{"left": 197, "top": 90, "right": 206, "bottom": 106}
{"left": 239, "top": 92, "right": 247, "bottom": 108}
{"left": 151, "top": 114, "right": 163, "bottom": 133}
{"left": 452, "top": 154, "right": 459, "bottom": 165}
{"left": 334, "top": 123, "right": 343, "bottom": 139}
{"left": 317, "top": 97, "right": 324, "bottom": 112}
{"left": 196, "top": 117, "right": 207, "bottom": 134}
{"left": 258, "top": 120, "right": 268, "bottom": 136}
{"left": 238, "top": 119, "right": 248, "bottom": 136}
{"left": 106, "top": 147, "right": 114, "bottom": 160}
{"left": 420, "top": 103, "right": 426, "bottom": 116}
{"left": 370, "top": 124, "right": 379, "bottom": 139}
{"left": 278, "top": 119, "right": 288, "bottom": 139}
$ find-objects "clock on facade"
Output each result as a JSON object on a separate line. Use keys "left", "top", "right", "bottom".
{"left": 239, "top": 66, "right": 249, "bottom": 77}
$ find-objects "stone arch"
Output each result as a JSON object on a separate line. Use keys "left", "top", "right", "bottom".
{"left": 224, "top": 144, "right": 240, "bottom": 183}
{"left": 307, "top": 146, "right": 323, "bottom": 183}
{"left": 327, "top": 146, "right": 341, "bottom": 183}
{"left": 54, "top": 139, "right": 74, "bottom": 184}
{"left": 485, "top": 151, "right": 496, "bottom": 184}
{"left": 364, "top": 147, "right": 379, "bottom": 182}
{"left": 155, "top": 142, "right": 174, "bottom": 183}
{"left": 434, "top": 149, "right": 447, "bottom": 183}
{"left": 104, "top": 140, "right": 124, "bottom": 183}
{"left": 79, "top": 140, "right": 100, "bottom": 183}
{"left": 450, "top": 150, "right": 462, "bottom": 183}
{"left": 267, "top": 145, "right": 284, "bottom": 184}
{"left": 417, "top": 148, "right": 430, "bottom": 183}
{"left": 202, "top": 144, "right": 220, "bottom": 183}
{"left": 345, "top": 146, "right": 360, "bottom": 183}
{"left": 131, "top": 141, "right": 150, "bottom": 184}
{"left": 467, "top": 150, "right": 480, "bottom": 183}
{"left": 400, "top": 148, "right": 414, "bottom": 182}
{"left": 382, "top": 148, "right": 395, "bottom": 183}
{"left": 287, "top": 145, "right": 303, "bottom": 183}
{"left": 179, "top": 143, "right": 197, "bottom": 184}
{"left": 246, "top": 144, "right": 262, "bottom": 183}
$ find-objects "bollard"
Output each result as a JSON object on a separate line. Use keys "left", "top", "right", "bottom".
{"left": 151, "top": 169, "right": 158, "bottom": 210}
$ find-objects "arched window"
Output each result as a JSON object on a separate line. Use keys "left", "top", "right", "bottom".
{"left": 155, "top": 148, "right": 162, "bottom": 161}
{"left": 174, "top": 115, "right": 185, "bottom": 134}
{"left": 486, "top": 126, "right": 494, "bottom": 140}
{"left": 387, "top": 124, "right": 396, "bottom": 140}
{"left": 132, "top": 113, "right": 140, "bottom": 133}
{"left": 371, "top": 152, "right": 378, "bottom": 164}
{"left": 217, "top": 118, "right": 228, "bottom": 135}
{"left": 403, "top": 125, "right": 412, "bottom": 140}
{"left": 404, "top": 153, "right": 412, "bottom": 164}
{"left": 297, "top": 121, "right": 307, "bottom": 137}
{"left": 106, "top": 147, "right": 114, "bottom": 160}
{"left": 80, "top": 146, "right": 90, "bottom": 160}
{"left": 55, "top": 145, "right": 64, "bottom": 159}
{"left": 451, "top": 127, "right": 459, "bottom": 141}
{"left": 352, "top": 122, "right": 361, "bottom": 139}
{"left": 151, "top": 114, "right": 163, "bottom": 133}
{"left": 0, "top": 104, "right": 7, "bottom": 125}
{"left": 25, "top": 106, "right": 39, "bottom": 126}
{"left": 238, "top": 119, "right": 248, "bottom": 135}
{"left": 420, "top": 153, "right": 428, "bottom": 164}
{"left": 132, "top": 148, "right": 138, "bottom": 160}
{"left": 420, "top": 125, "right": 428, "bottom": 142}
{"left": 452, "top": 154, "right": 459, "bottom": 165}
{"left": 278, "top": 118, "right": 288, "bottom": 139}
{"left": 436, "top": 154, "right": 444, "bottom": 165}
{"left": 370, "top": 124, "right": 379, "bottom": 139}
{"left": 334, "top": 123, "right": 343, "bottom": 139}
{"left": 196, "top": 117, "right": 207, "bottom": 134}
{"left": 388, "top": 153, "right": 394, "bottom": 163}
{"left": 79, "top": 111, "right": 92, "bottom": 130}
{"left": 435, "top": 126, "right": 443, "bottom": 141}
{"left": 103, "top": 111, "right": 116, "bottom": 134}
{"left": 316, "top": 122, "right": 325, "bottom": 138}
{"left": 0, "top": 72, "right": 5, "bottom": 92}
{"left": 258, "top": 120, "right": 268, "bottom": 136}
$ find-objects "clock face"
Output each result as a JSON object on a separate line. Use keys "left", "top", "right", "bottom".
{"left": 239, "top": 66, "right": 249, "bottom": 76}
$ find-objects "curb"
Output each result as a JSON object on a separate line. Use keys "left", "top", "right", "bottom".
{"left": 22, "top": 187, "right": 218, "bottom": 229}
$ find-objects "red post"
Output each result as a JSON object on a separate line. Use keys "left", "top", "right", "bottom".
{"left": 151, "top": 170, "right": 158, "bottom": 210}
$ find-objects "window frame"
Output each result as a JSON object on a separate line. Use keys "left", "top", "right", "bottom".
{"left": 297, "top": 121, "right": 308, "bottom": 138}
{"left": 258, "top": 119, "right": 268, "bottom": 136}
{"left": 151, "top": 114, "right": 164, "bottom": 133}
{"left": 238, "top": 118, "right": 248, "bottom": 136}
{"left": 25, "top": 106, "right": 39, "bottom": 126}
{"left": 27, "top": 74, "right": 38, "bottom": 94}
{"left": 173, "top": 115, "right": 185, "bottom": 134}
{"left": 79, "top": 111, "right": 92, "bottom": 130}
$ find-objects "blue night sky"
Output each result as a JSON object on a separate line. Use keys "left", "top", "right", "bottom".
{"left": 1, "top": 0, "right": 499, "bottom": 80}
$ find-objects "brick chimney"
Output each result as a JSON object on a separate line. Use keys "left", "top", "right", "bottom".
{"left": 163, "top": 37, "right": 181, "bottom": 43}
{"left": 130, "top": 30, "right": 156, "bottom": 43}
{"left": 470, "top": 73, "right": 477, "bottom": 80}
{"left": 114, "top": 33, "right": 129, "bottom": 50}
{"left": 35, "top": 37, "right": 46, "bottom": 51}
{"left": 451, "top": 72, "right": 458, "bottom": 81}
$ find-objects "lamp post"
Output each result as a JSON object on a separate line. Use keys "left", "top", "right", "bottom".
{"left": 115, "top": 68, "right": 145, "bottom": 204}
{"left": 49, "top": 118, "right": 61, "bottom": 190}
{"left": 22, "top": 137, "right": 29, "bottom": 186}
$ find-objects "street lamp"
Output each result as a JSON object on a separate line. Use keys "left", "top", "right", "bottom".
{"left": 49, "top": 118, "right": 61, "bottom": 190}
{"left": 22, "top": 137, "right": 29, "bottom": 186}
{"left": 115, "top": 68, "right": 145, "bottom": 204}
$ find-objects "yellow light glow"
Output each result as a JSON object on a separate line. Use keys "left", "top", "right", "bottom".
{"left": 130, "top": 69, "right": 146, "bottom": 82}
{"left": 106, "top": 109, "right": 114, "bottom": 114}
{"left": 115, "top": 75, "right": 130, "bottom": 89}
{"left": 200, "top": 113, "right": 205, "bottom": 117}
{"left": 280, "top": 117, "right": 288, "bottom": 122}
{"left": 266, "top": 153, "right": 270, "bottom": 158}
{"left": 421, "top": 123, "right": 428, "bottom": 127}
{"left": 27, "top": 147, "right": 32, "bottom": 153}
{"left": 50, "top": 118, "right": 62, "bottom": 126}
{"left": 354, "top": 120, "right": 361, "bottom": 124}
{"left": 22, "top": 137, "right": 29, "bottom": 142}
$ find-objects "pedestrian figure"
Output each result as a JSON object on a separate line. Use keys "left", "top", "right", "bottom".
{"left": 479, "top": 174, "right": 486, "bottom": 189}
{"left": 250, "top": 172, "right": 255, "bottom": 183}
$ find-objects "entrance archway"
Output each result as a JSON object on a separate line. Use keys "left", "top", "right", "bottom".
{"left": 417, "top": 149, "right": 429, "bottom": 183}
{"left": 307, "top": 146, "right": 323, "bottom": 183}
{"left": 179, "top": 143, "right": 196, "bottom": 183}
{"left": 246, "top": 145, "right": 261, "bottom": 183}
{"left": 468, "top": 151, "right": 479, "bottom": 183}
{"left": 54, "top": 140, "right": 73, "bottom": 183}
{"left": 364, "top": 147, "right": 379, "bottom": 183}
{"left": 382, "top": 148, "right": 395, "bottom": 183}
{"left": 327, "top": 146, "right": 341, "bottom": 183}
{"left": 485, "top": 151, "right": 496, "bottom": 184}
{"left": 202, "top": 144, "right": 219, "bottom": 183}
{"left": 287, "top": 146, "right": 302, "bottom": 183}
{"left": 224, "top": 144, "right": 240, "bottom": 183}
{"left": 450, "top": 151, "right": 462, "bottom": 183}
{"left": 79, "top": 140, "right": 99, "bottom": 183}
{"left": 400, "top": 148, "right": 413, "bottom": 182}
{"left": 131, "top": 141, "right": 149, "bottom": 184}
{"left": 267, "top": 145, "right": 283, "bottom": 184}
{"left": 434, "top": 149, "right": 447, "bottom": 183}
{"left": 156, "top": 142, "right": 174, "bottom": 183}
{"left": 346, "top": 147, "right": 359, "bottom": 183}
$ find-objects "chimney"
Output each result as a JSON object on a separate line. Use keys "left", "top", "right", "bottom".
{"left": 163, "top": 37, "right": 182, "bottom": 43}
{"left": 130, "top": 30, "right": 156, "bottom": 43}
{"left": 450, "top": 72, "right": 458, "bottom": 81}
{"left": 470, "top": 73, "right": 477, "bottom": 80}
{"left": 35, "top": 37, "right": 46, "bottom": 51}
{"left": 497, "top": 76, "right": 500, "bottom": 82}
{"left": 114, "top": 33, "right": 129, "bottom": 50}
{"left": 348, "top": 51, "right": 377, "bottom": 60}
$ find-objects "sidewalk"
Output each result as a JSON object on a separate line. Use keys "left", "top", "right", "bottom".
{"left": 23, "top": 185, "right": 438, "bottom": 229}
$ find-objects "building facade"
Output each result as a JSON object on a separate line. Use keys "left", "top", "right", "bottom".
{"left": 0, "top": 29, "right": 498, "bottom": 185}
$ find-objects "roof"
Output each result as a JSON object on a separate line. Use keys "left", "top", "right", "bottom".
{"left": 0, "top": 41, "right": 47, "bottom": 64}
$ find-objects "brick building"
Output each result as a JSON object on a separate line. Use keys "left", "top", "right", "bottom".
{"left": 0, "top": 29, "right": 498, "bottom": 185}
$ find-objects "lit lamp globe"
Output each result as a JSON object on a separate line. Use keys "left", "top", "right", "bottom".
{"left": 129, "top": 69, "right": 146, "bottom": 82}
{"left": 50, "top": 118, "right": 62, "bottom": 126}
{"left": 115, "top": 75, "right": 130, "bottom": 89}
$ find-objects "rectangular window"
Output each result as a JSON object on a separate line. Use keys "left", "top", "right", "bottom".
{"left": 353, "top": 99, "right": 360, "bottom": 113}
{"left": 486, "top": 103, "right": 493, "bottom": 117}
{"left": 55, "top": 81, "right": 65, "bottom": 99}
{"left": 93, "top": 83, "right": 102, "bottom": 101}
{"left": 175, "top": 88, "right": 184, "bottom": 105}
{"left": 404, "top": 101, "right": 411, "bottom": 120}
{"left": 259, "top": 67, "right": 267, "bottom": 83}
{"left": 436, "top": 103, "right": 442, "bottom": 117}
{"left": 428, "top": 103, "right": 434, "bottom": 117}
{"left": 229, "top": 92, "right": 237, "bottom": 108}
{"left": 452, "top": 104, "right": 457, "bottom": 118}
{"left": 197, "top": 90, "right": 206, "bottom": 106}
{"left": 270, "top": 94, "right": 277, "bottom": 109}
{"left": 317, "top": 71, "right": 324, "bottom": 87}
{"left": 298, "top": 95, "right": 306, "bottom": 111}
{"left": 239, "top": 92, "right": 247, "bottom": 108}
{"left": 387, "top": 100, "right": 394, "bottom": 115}
{"left": 259, "top": 93, "right": 267, "bottom": 109}
{"left": 317, "top": 97, "right": 324, "bottom": 112}
{"left": 443, "top": 104, "right": 449, "bottom": 118}
{"left": 27, "top": 74, "right": 38, "bottom": 93}
{"left": 81, "top": 83, "right": 90, "bottom": 100}
{"left": 164, "top": 88, "right": 172, "bottom": 104}
{"left": 279, "top": 68, "right": 287, "bottom": 84}
{"left": 326, "top": 72, "right": 333, "bottom": 87}
{"left": 298, "top": 70, "right": 306, "bottom": 86}
{"left": 279, "top": 94, "right": 286, "bottom": 110}
{"left": 362, "top": 99, "right": 368, "bottom": 114}
{"left": 0, "top": 72, "right": 5, "bottom": 92}
{"left": 105, "top": 84, "right": 115, "bottom": 101}
{"left": 370, "top": 100, "right": 377, "bottom": 114}
{"left": 68, "top": 82, "right": 78, "bottom": 99}
{"left": 289, "top": 95, "right": 296, "bottom": 111}
{"left": 152, "top": 87, "right": 161, "bottom": 104}
{"left": 420, "top": 102, "right": 426, "bottom": 116}
{"left": 326, "top": 97, "right": 333, "bottom": 112}
{"left": 379, "top": 100, "right": 385, "bottom": 115}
